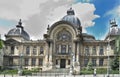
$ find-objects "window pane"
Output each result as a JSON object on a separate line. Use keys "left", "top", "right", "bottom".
{"left": 11, "top": 46, "right": 14, "bottom": 54}
{"left": 33, "top": 46, "right": 37, "bottom": 55}
{"left": 85, "top": 46, "right": 89, "bottom": 56}
{"left": 56, "top": 60, "right": 58, "bottom": 65}
{"left": 99, "top": 58, "right": 104, "bottom": 66}
{"left": 32, "top": 58, "right": 36, "bottom": 66}
{"left": 61, "top": 45, "right": 66, "bottom": 54}
{"left": 25, "top": 58, "right": 29, "bottom": 66}
{"left": 26, "top": 46, "right": 30, "bottom": 54}
{"left": 39, "top": 58, "right": 43, "bottom": 66}
{"left": 84, "top": 58, "right": 89, "bottom": 66}
{"left": 99, "top": 46, "right": 104, "bottom": 55}
{"left": 92, "top": 58, "right": 96, "bottom": 66}
{"left": 68, "top": 45, "right": 72, "bottom": 53}
{"left": 68, "top": 60, "right": 70, "bottom": 65}
{"left": 40, "top": 46, "right": 44, "bottom": 54}
{"left": 92, "top": 46, "right": 96, "bottom": 55}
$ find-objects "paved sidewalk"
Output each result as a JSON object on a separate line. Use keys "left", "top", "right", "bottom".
{"left": 0, "top": 74, "right": 120, "bottom": 77}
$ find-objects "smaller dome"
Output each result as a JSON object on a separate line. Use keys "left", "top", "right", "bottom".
{"left": 62, "top": 8, "right": 81, "bottom": 29}
{"left": 7, "top": 19, "right": 30, "bottom": 40}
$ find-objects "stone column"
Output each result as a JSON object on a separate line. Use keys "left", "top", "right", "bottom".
{"left": 76, "top": 42, "right": 79, "bottom": 62}
{"left": 49, "top": 42, "right": 52, "bottom": 63}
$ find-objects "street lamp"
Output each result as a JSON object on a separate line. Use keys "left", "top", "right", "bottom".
{"left": 107, "top": 41, "right": 110, "bottom": 77}
{"left": 70, "top": 52, "right": 75, "bottom": 75}
{"left": 18, "top": 53, "right": 23, "bottom": 76}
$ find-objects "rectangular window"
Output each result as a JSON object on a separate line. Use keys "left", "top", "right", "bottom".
{"left": 99, "top": 58, "right": 104, "bottom": 66}
{"left": 9, "top": 58, "right": 13, "bottom": 66}
{"left": 56, "top": 60, "right": 58, "bottom": 65}
{"left": 84, "top": 58, "right": 89, "bottom": 66}
{"left": 25, "top": 58, "right": 29, "bottom": 66}
{"left": 92, "top": 58, "right": 96, "bottom": 66}
{"left": 92, "top": 46, "right": 96, "bottom": 55}
{"left": 85, "top": 46, "right": 89, "bottom": 56}
{"left": 26, "top": 46, "right": 30, "bottom": 54}
{"left": 68, "top": 45, "right": 72, "bottom": 54}
{"left": 99, "top": 46, "right": 104, "bottom": 55}
{"left": 31, "top": 58, "right": 36, "bottom": 66}
{"left": 11, "top": 46, "right": 14, "bottom": 54}
{"left": 61, "top": 45, "right": 66, "bottom": 54}
{"left": 39, "top": 58, "right": 43, "bottom": 66}
{"left": 68, "top": 59, "right": 70, "bottom": 65}
{"left": 40, "top": 46, "right": 44, "bottom": 54}
{"left": 33, "top": 46, "right": 37, "bottom": 55}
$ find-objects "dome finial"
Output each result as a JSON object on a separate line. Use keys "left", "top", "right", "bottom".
{"left": 18, "top": 19, "right": 22, "bottom": 26}
{"left": 67, "top": 7, "right": 75, "bottom": 15}
{"left": 16, "top": 19, "right": 24, "bottom": 30}
{"left": 110, "top": 19, "right": 117, "bottom": 27}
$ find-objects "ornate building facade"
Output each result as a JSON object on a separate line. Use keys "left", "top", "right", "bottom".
{"left": 2, "top": 8, "right": 120, "bottom": 73}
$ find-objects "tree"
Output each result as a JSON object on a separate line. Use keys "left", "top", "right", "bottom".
{"left": 86, "top": 61, "right": 93, "bottom": 70}
{"left": 111, "top": 35, "right": 120, "bottom": 70}
{"left": 111, "top": 57, "right": 119, "bottom": 70}
{"left": 0, "top": 39, "right": 3, "bottom": 49}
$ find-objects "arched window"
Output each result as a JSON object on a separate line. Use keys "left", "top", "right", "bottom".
{"left": 11, "top": 46, "right": 14, "bottom": 54}
{"left": 57, "top": 30, "right": 71, "bottom": 41}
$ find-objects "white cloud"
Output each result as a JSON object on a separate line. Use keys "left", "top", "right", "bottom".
{"left": 0, "top": 0, "right": 99, "bottom": 40}
{"left": 105, "top": 5, "right": 120, "bottom": 24}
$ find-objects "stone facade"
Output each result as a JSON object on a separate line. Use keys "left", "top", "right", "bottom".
{"left": 2, "top": 8, "right": 120, "bottom": 73}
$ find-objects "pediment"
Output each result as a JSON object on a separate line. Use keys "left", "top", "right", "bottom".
{"left": 5, "top": 39, "right": 20, "bottom": 45}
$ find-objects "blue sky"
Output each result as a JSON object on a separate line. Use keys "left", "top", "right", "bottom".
{"left": 78, "top": 0, "right": 119, "bottom": 40}
{"left": 0, "top": 0, "right": 119, "bottom": 40}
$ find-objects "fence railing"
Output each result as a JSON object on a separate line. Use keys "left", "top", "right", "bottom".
{"left": 0, "top": 74, "right": 120, "bottom": 77}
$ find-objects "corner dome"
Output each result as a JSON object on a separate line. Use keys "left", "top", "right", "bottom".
{"left": 7, "top": 19, "right": 30, "bottom": 40}
{"left": 62, "top": 8, "right": 81, "bottom": 29}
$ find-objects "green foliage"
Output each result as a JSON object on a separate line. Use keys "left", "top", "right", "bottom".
{"left": 0, "top": 39, "right": 3, "bottom": 49}
{"left": 22, "top": 70, "right": 32, "bottom": 75}
{"left": 0, "top": 70, "right": 18, "bottom": 74}
{"left": 31, "top": 68, "right": 39, "bottom": 72}
{"left": 86, "top": 61, "right": 93, "bottom": 70}
{"left": 22, "top": 68, "right": 40, "bottom": 75}
{"left": 80, "top": 68, "right": 93, "bottom": 74}
{"left": 80, "top": 68, "right": 119, "bottom": 75}
{"left": 110, "top": 57, "right": 119, "bottom": 70}
{"left": 96, "top": 68, "right": 107, "bottom": 74}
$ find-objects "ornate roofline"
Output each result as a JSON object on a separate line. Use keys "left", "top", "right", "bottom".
{"left": 49, "top": 20, "right": 78, "bottom": 35}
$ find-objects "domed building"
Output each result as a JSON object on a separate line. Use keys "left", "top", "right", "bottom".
{"left": 2, "top": 8, "right": 118, "bottom": 74}
{"left": 5, "top": 19, "right": 30, "bottom": 41}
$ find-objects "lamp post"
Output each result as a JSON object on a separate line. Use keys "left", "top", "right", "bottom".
{"left": 18, "top": 53, "right": 23, "bottom": 76}
{"left": 107, "top": 42, "right": 110, "bottom": 77}
{"left": 70, "top": 52, "right": 74, "bottom": 75}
